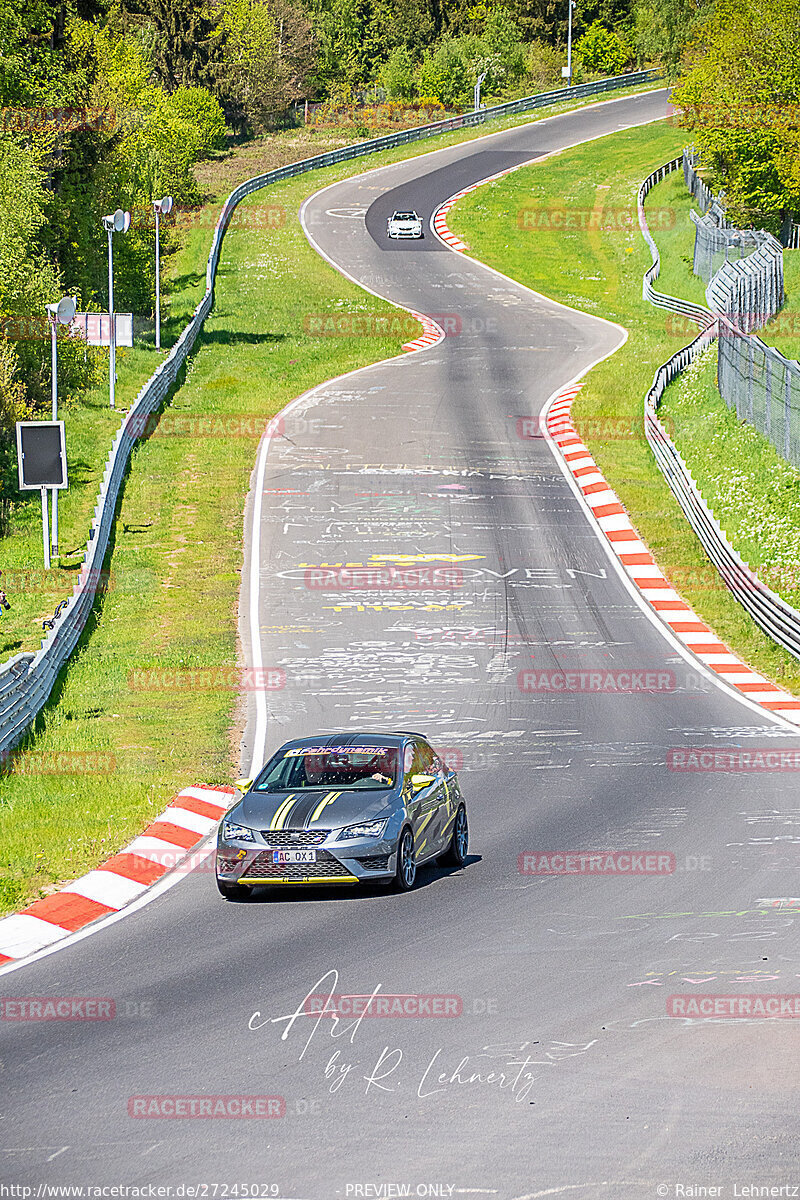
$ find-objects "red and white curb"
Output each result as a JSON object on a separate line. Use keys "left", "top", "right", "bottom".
{"left": 546, "top": 385, "right": 800, "bottom": 723}
{"left": 402, "top": 310, "right": 445, "bottom": 352}
{"left": 0, "top": 785, "right": 235, "bottom": 966}
{"left": 431, "top": 160, "right": 547, "bottom": 252}
{"left": 433, "top": 194, "right": 470, "bottom": 252}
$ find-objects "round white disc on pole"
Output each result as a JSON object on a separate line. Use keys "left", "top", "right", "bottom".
{"left": 55, "top": 296, "right": 77, "bottom": 325}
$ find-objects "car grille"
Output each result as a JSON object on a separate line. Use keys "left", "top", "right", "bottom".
{"left": 242, "top": 850, "right": 353, "bottom": 880}
{"left": 258, "top": 829, "right": 329, "bottom": 847}
{"left": 217, "top": 857, "right": 240, "bottom": 873}
{"left": 357, "top": 854, "right": 390, "bottom": 870}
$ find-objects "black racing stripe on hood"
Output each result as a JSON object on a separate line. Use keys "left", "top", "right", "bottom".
{"left": 284, "top": 792, "right": 327, "bottom": 829}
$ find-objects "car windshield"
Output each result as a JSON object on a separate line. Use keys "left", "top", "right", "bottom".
{"left": 394, "top": 213, "right": 417, "bottom": 220}
{"left": 254, "top": 745, "right": 400, "bottom": 792}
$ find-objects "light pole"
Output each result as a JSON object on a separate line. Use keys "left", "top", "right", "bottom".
{"left": 45, "top": 295, "right": 77, "bottom": 561}
{"left": 566, "top": 0, "right": 576, "bottom": 87}
{"left": 102, "top": 208, "right": 131, "bottom": 409}
{"left": 152, "top": 195, "right": 173, "bottom": 350}
{"left": 474, "top": 70, "right": 488, "bottom": 112}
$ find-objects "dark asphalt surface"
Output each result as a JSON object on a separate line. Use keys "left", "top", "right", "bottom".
{"left": 2, "top": 90, "right": 800, "bottom": 1198}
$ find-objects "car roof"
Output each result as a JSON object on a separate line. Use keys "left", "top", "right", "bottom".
{"left": 275, "top": 732, "right": 412, "bottom": 752}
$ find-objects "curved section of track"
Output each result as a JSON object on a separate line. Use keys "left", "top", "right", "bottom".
{"left": 3, "top": 90, "right": 799, "bottom": 1197}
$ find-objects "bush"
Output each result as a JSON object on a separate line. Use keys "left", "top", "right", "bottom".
{"left": 575, "top": 22, "right": 633, "bottom": 75}
{"left": 380, "top": 47, "right": 416, "bottom": 100}
{"left": 521, "top": 40, "right": 566, "bottom": 91}
{"left": 166, "top": 88, "right": 229, "bottom": 158}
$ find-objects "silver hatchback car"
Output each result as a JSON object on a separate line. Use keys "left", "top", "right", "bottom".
{"left": 216, "top": 731, "right": 468, "bottom": 898}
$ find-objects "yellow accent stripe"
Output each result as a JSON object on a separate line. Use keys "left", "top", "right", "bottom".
{"left": 416, "top": 810, "right": 436, "bottom": 835}
{"left": 309, "top": 790, "right": 341, "bottom": 824}
{"left": 270, "top": 794, "right": 297, "bottom": 830}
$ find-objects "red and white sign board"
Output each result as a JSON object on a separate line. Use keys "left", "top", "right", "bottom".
{"left": 70, "top": 312, "right": 133, "bottom": 347}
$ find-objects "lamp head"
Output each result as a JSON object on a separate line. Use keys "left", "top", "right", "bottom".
{"left": 46, "top": 297, "right": 77, "bottom": 325}
{"left": 55, "top": 296, "right": 77, "bottom": 324}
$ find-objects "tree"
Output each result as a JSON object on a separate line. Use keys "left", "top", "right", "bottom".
{"left": 118, "top": 0, "right": 219, "bottom": 90}
{"left": 416, "top": 6, "right": 525, "bottom": 105}
{"left": 671, "top": 0, "right": 800, "bottom": 227}
{"left": 212, "top": 0, "right": 314, "bottom": 129}
{"left": 631, "top": 0, "right": 710, "bottom": 74}
{"left": 574, "top": 20, "right": 632, "bottom": 74}
{"left": 380, "top": 46, "right": 416, "bottom": 98}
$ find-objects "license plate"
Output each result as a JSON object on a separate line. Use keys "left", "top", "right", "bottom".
{"left": 272, "top": 848, "right": 317, "bottom": 864}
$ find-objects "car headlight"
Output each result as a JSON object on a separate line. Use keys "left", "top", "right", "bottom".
{"left": 336, "top": 818, "right": 389, "bottom": 841}
{"left": 222, "top": 820, "right": 256, "bottom": 843}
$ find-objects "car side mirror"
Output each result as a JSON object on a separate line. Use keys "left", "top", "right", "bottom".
{"left": 411, "top": 773, "right": 436, "bottom": 791}
{"left": 234, "top": 777, "right": 253, "bottom": 792}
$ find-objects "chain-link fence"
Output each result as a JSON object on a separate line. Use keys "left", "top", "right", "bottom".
{"left": 683, "top": 151, "right": 713, "bottom": 214}
{"left": 718, "top": 319, "right": 800, "bottom": 470}
{"left": 641, "top": 159, "right": 800, "bottom": 663}
{"left": 684, "top": 150, "right": 784, "bottom": 330}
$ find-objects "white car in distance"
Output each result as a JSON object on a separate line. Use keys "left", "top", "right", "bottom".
{"left": 387, "top": 210, "right": 424, "bottom": 239}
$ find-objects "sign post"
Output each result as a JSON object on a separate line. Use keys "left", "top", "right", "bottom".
{"left": 45, "top": 296, "right": 77, "bottom": 559}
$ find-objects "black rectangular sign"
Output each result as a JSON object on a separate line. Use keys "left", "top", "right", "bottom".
{"left": 16, "top": 421, "right": 68, "bottom": 489}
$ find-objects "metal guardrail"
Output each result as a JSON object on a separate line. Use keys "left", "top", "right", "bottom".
{"left": 639, "top": 159, "right": 800, "bottom": 663}
{"left": 0, "top": 69, "right": 664, "bottom": 757}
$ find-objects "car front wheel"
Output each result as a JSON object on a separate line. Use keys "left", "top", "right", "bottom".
{"left": 394, "top": 827, "right": 417, "bottom": 892}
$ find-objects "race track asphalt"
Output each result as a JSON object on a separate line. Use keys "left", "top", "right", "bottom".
{"left": 3, "top": 89, "right": 799, "bottom": 1197}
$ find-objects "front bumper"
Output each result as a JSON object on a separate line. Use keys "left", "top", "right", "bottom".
{"left": 388, "top": 227, "right": 423, "bottom": 239}
{"left": 216, "top": 831, "right": 395, "bottom": 886}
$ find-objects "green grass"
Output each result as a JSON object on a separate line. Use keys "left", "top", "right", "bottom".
{"left": 448, "top": 120, "right": 800, "bottom": 696}
{"left": 0, "top": 83, "right": 666, "bottom": 918}
{"left": 660, "top": 346, "right": 800, "bottom": 608}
